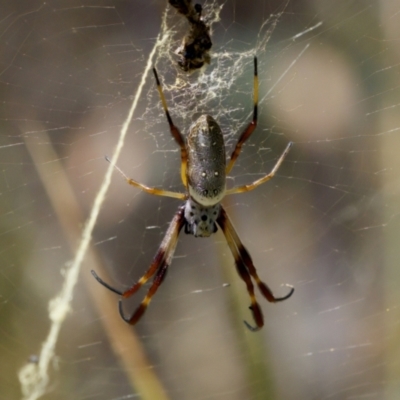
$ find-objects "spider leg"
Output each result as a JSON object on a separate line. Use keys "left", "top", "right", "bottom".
{"left": 217, "top": 206, "right": 294, "bottom": 332}
{"left": 226, "top": 57, "right": 258, "bottom": 175}
{"left": 153, "top": 68, "right": 188, "bottom": 188}
{"left": 119, "top": 259, "right": 169, "bottom": 324}
{"left": 105, "top": 156, "right": 186, "bottom": 200}
{"left": 91, "top": 234, "right": 168, "bottom": 300}
{"left": 117, "top": 205, "right": 185, "bottom": 324}
{"left": 225, "top": 141, "right": 292, "bottom": 196}
{"left": 91, "top": 270, "right": 123, "bottom": 296}
{"left": 91, "top": 206, "right": 185, "bottom": 323}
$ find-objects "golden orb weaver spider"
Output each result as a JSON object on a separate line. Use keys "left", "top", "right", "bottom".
{"left": 91, "top": 57, "right": 294, "bottom": 331}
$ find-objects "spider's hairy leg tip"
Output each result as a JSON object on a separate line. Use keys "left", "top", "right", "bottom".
{"left": 243, "top": 320, "right": 261, "bottom": 332}
{"left": 118, "top": 303, "right": 131, "bottom": 324}
{"left": 284, "top": 285, "right": 295, "bottom": 298}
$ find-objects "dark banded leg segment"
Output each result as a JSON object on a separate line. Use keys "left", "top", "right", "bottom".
{"left": 91, "top": 205, "right": 185, "bottom": 325}
{"left": 226, "top": 57, "right": 258, "bottom": 175}
{"left": 119, "top": 205, "right": 185, "bottom": 324}
{"left": 217, "top": 206, "right": 294, "bottom": 331}
{"left": 153, "top": 68, "right": 188, "bottom": 188}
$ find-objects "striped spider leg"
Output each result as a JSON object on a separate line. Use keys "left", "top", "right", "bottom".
{"left": 92, "top": 206, "right": 186, "bottom": 324}
{"left": 217, "top": 207, "right": 294, "bottom": 331}
{"left": 92, "top": 57, "right": 294, "bottom": 330}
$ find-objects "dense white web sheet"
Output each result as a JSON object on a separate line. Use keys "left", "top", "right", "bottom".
{"left": 1, "top": 0, "right": 400, "bottom": 399}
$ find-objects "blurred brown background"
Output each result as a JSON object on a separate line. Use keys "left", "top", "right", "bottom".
{"left": 1, "top": 1, "right": 399, "bottom": 399}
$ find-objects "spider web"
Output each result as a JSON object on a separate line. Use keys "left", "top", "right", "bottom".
{"left": 0, "top": 0, "right": 399, "bottom": 399}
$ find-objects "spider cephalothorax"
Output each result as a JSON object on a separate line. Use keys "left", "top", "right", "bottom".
{"left": 92, "top": 58, "right": 294, "bottom": 331}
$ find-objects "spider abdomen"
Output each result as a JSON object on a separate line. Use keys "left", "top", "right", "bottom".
{"left": 187, "top": 115, "right": 226, "bottom": 206}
